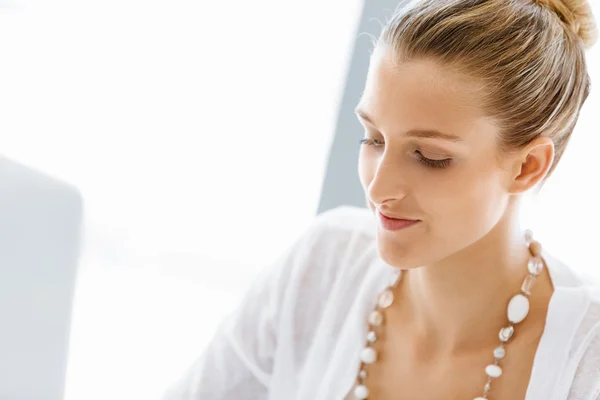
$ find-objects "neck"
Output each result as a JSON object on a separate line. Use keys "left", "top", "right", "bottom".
{"left": 393, "top": 209, "right": 534, "bottom": 355}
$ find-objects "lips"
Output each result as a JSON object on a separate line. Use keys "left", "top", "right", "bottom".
{"left": 377, "top": 211, "right": 420, "bottom": 231}
{"left": 378, "top": 210, "right": 415, "bottom": 220}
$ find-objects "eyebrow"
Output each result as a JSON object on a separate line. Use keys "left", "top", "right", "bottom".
{"left": 354, "top": 107, "right": 464, "bottom": 142}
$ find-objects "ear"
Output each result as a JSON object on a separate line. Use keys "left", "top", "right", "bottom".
{"left": 508, "top": 136, "right": 555, "bottom": 194}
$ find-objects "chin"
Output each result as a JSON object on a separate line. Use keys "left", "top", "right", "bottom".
{"left": 375, "top": 231, "right": 423, "bottom": 269}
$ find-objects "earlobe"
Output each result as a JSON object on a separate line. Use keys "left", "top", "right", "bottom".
{"left": 508, "top": 137, "right": 554, "bottom": 195}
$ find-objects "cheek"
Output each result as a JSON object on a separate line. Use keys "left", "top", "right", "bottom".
{"left": 424, "top": 165, "right": 507, "bottom": 232}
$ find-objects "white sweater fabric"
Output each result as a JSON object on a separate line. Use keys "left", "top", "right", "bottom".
{"left": 163, "top": 206, "right": 600, "bottom": 400}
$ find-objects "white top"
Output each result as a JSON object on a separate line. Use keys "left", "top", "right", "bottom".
{"left": 163, "top": 206, "right": 600, "bottom": 400}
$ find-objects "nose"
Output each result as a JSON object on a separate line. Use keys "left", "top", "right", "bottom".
{"left": 366, "top": 154, "right": 409, "bottom": 208}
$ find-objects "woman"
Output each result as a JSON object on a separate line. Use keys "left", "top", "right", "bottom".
{"left": 164, "top": 0, "right": 600, "bottom": 398}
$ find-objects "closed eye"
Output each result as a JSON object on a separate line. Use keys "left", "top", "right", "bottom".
{"left": 415, "top": 151, "right": 452, "bottom": 169}
{"left": 359, "top": 138, "right": 384, "bottom": 147}
{"left": 359, "top": 138, "right": 453, "bottom": 169}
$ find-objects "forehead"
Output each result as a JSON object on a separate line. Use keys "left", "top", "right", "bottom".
{"left": 358, "top": 50, "right": 497, "bottom": 141}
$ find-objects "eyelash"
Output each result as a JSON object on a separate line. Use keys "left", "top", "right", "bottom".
{"left": 358, "top": 138, "right": 452, "bottom": 169}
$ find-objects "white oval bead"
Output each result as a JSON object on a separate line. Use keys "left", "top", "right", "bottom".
{"left": 507, "top": 294, "right": 530, "bottom": 324}
{"left": 368, "top": 310, "right": 384, "bottom": 327}
{"left": 366, "top": 331, "right": 377, "bottom": 343}
{"left": 361, "top": 347, "right": 377, "bottom": 364}
{"left": 499, "top": 325, "right": 514, "bottom": 342}
{"left": 354, "top": 384, "right": 369, "bottom": 399}
{"left": 486, "top": 364, "right": 503, "bottom": 378}
{"left": 494, "top": 346, "right": 506, "bottom": 359}
{"left": 378, "top": 289, "right": 395, "bottom": 308}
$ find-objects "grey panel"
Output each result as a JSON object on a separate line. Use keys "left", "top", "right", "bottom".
{"left": 0, "top": 156, "right": 83, "bottom": 400}
{"left": 318, "top": 0, "right": 407, "bottom": 214}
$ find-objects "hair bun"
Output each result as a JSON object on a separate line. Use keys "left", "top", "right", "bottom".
{"left": 537, "top": 0, "right": 598, "bottom": 49}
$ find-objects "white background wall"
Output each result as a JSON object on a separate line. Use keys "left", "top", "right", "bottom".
{"left": 0, "top": 0, "right": 363, "bottom": 398}
{"left": 0, "top": 1, "right": 599, "bottom": 399}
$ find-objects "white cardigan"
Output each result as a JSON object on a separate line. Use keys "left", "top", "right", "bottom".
{"left": 163, "top": 206, "right": 600, "bottom": 399}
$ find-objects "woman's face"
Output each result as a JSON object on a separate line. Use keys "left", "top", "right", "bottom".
{"left": 357, "top": 49, "right": 516, "bottom": 269}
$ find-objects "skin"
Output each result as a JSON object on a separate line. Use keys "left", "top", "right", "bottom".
{"left": 354, "top": 47, "right": 557, "bottom": 399}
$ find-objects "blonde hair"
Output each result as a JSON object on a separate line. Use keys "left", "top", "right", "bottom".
{"left": 379, "top": 0, "right": 598, "bottom": 175}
